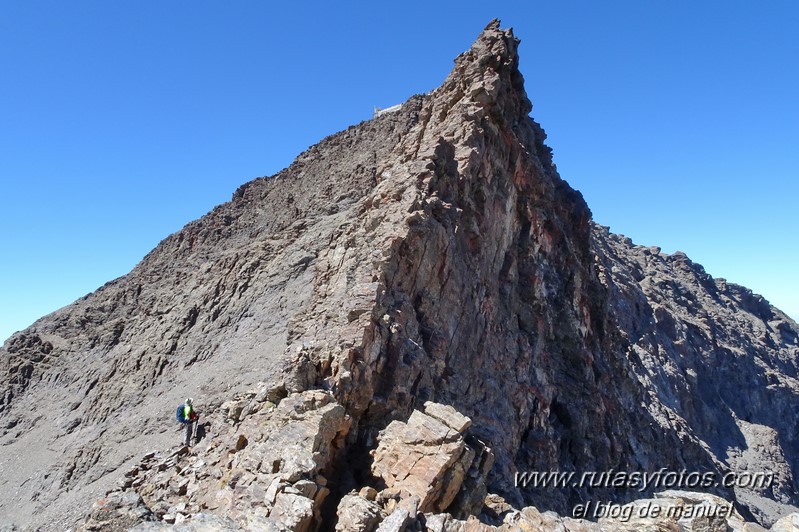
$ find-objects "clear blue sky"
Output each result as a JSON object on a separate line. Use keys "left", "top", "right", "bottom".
{"left": 1, "top": 1, "right": 797, "bottom": 343}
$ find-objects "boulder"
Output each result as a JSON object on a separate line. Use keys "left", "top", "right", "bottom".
{"left": 371, "top": 405, "right": 479, "bottom": 513}
{"left": 335, "top": 493, "right": 383, "bottom": 531}
{"left": 80, "top": 492, "right": 155, "bottom": 531}
{"left": 770, "top": 513, "right": 799, "bottom": 531}
{"left": 269, "top": 493, "right": 314, "bottom": 532}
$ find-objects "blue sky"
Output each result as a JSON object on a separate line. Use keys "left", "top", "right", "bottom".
{"left": 1, "top": 1, "right": 797, "bottom": 343}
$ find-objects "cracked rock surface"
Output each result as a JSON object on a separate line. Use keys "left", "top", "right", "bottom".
{"left": 1, "top": 20, "right": 798, "bottom": 531}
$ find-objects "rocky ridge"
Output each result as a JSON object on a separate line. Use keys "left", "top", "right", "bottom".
{"left": 78, "top": 384, "right": 789, "bottom": 531}
{"left": 593, "top": 226, "right": 799, "bottom": 525}
{"left": 1, "top": 20, "right": 798, "bottom": 531}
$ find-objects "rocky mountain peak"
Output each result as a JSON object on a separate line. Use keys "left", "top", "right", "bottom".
{"left": 440, "top": 19, "right": 530, "bottom": 116}
{"left": 2, "top": 21, "right": 799, "bottom": 531}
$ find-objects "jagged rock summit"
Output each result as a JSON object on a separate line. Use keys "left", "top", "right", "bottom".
{"left": 2, "top": 20, "right": 799, "bottom": 531}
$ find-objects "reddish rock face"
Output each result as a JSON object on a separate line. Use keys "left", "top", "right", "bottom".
{"left": 2, "top": 20, "right": 798, "bottom": 531}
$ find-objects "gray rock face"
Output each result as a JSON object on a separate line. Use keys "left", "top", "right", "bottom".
{"left": 0, "top": 70, "right": 424, "bottom": 532}
{"left": 593, "top": 227, "right": 799, "bottom": 524}
{"left": 76, "top": 388, "right": 346, "bottom": 531}
{"left": 1, "top": 19, "right": 798, "bottom": 531}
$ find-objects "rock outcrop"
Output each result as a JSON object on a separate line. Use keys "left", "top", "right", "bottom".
{"left": 369, "top": 402, "right": 491, "bottom": 516}
{"left": 1, "top": 19, "right": 798, "bottom": 531}
{"left": 594, "top": 227, "right": 799, "bottom": 524}
{"left": 81, "top": 388, "right": 348, "bottom": 531}
{"left": 74, "top": 390, "right": 783, "bottom": 531}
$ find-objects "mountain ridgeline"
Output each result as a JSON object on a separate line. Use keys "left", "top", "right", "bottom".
{"left": 2, "top": 21, "right": 798, "bottom": 531}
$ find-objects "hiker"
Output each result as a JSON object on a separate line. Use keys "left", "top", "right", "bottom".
{"left": 176, "top": 398, "right": 199, "bottom": 446}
